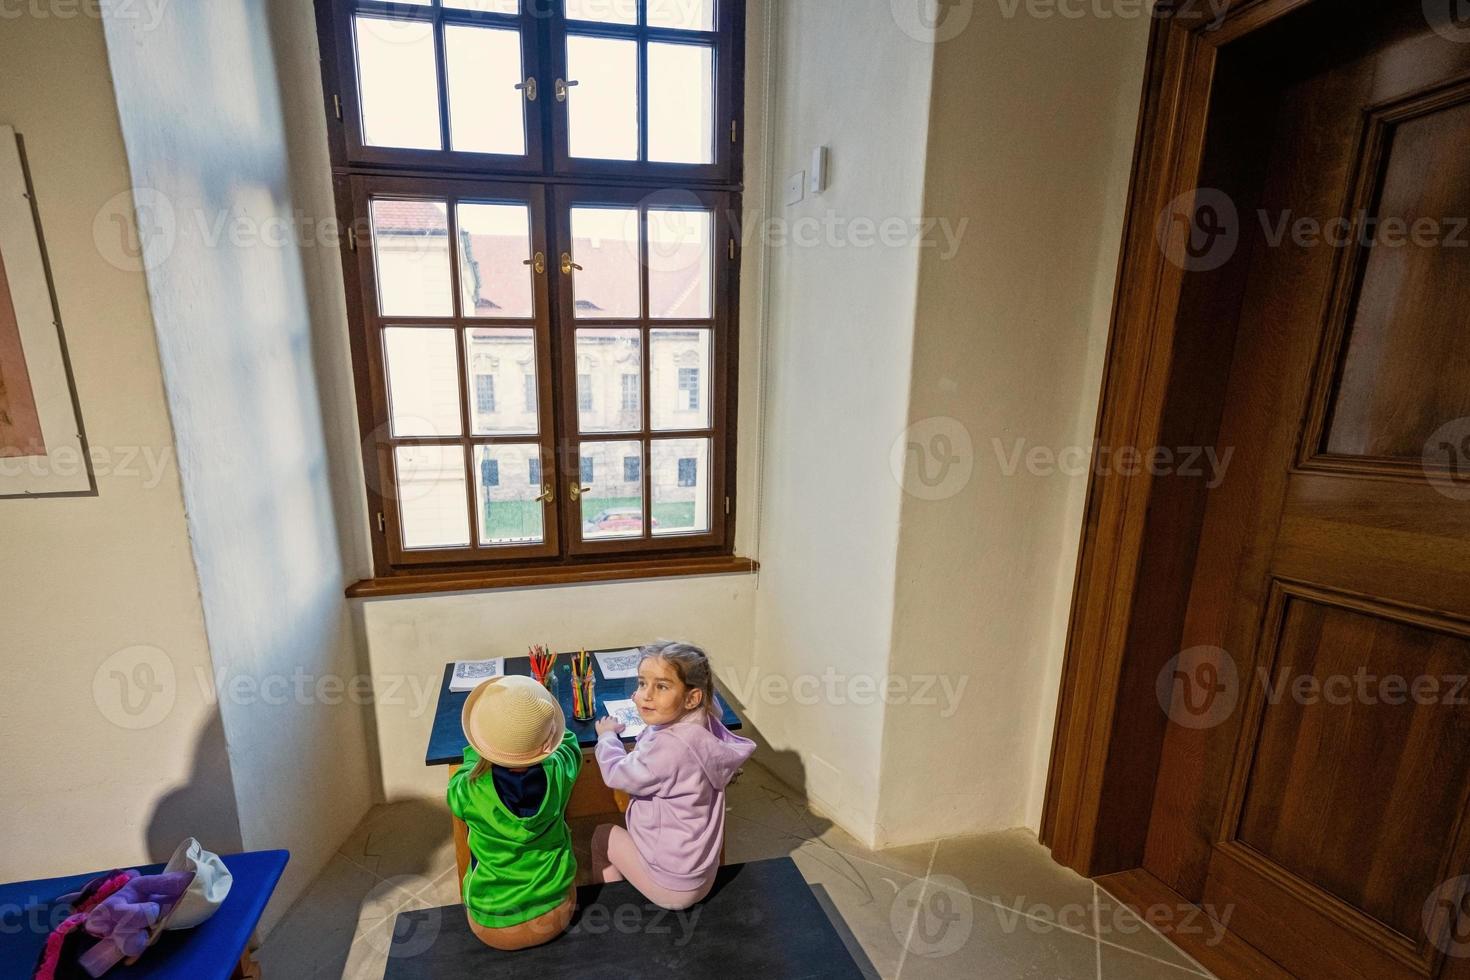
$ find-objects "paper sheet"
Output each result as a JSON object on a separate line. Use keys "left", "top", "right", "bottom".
{"left": 602, "top": 698, "right": 647, "bottom": 738}
{"left": 594, "top": 648, "right": 643, "bottom": 679}
{"left": 449, "top": 658, "right": 505, "bottom": 693}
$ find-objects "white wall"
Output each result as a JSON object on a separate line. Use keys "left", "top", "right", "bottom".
{"left": 0, "top": 12, "right": 243, "bottom": 882}
{"left": 101, "top": 0, "right": 374, "bottom": 927}
{"left": 875, "top": 8, "right": 1149, "bottom": 846}
{"left": 747, "top": 0, "right": 936, "bottom": 841}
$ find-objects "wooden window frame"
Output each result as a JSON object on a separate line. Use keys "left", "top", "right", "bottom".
{"left": 314, "top": 0, "right": 747, "bottom": 592}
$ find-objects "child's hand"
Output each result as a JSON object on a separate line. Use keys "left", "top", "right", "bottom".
{"left": 595, "top": 716, "right": 626, "bottom": 738}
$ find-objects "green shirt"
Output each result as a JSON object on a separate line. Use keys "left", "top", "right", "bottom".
{"left": 447, "top": 730, "right": 581, "bottom": 927}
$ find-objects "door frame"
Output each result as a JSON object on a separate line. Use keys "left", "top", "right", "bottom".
{"left": 1039, "top": 0, "right": 1321, "bottom": 877}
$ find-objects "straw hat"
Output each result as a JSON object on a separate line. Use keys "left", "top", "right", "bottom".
{"left": 462, "top": 674, "right": 566, "bottom": 767}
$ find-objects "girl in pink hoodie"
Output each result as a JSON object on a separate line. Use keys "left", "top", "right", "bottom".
{"left": 592, "top": 641, "right": 756, "bottom": 910}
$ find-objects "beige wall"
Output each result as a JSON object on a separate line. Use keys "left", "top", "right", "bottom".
{"left": 0, "top": 13, "right": 243, "bottom": 880}
{"left": 876, "top": 7, "right": 1149, "bottom": 846}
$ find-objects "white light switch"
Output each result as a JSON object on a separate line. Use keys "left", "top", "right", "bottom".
{"left": 809, "top": 146, "right": 828, "bottom": 194}
{"left": 785, "top": 171, "right": 806, "bottom": 206}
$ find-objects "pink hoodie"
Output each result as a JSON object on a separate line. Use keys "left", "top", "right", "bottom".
{"left": 595, "top": 708, "right": 757, "bottom": 891}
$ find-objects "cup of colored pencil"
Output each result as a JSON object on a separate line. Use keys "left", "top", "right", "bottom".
{"left": 529, "top": 644, "right": 558, "bottom": 694}
{"left": 571, "top": 649, "right": 596, "bottom": 722}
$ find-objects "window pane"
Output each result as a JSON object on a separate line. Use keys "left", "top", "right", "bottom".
{"left": 565, "top": 0, "right": 636, "bottom": 25}
{"left": 579, "top": 441, "right": 644, "bottom": 539}
{"left": 570, "top": 207, "right": 640, "bottom": 318}
{"left": 476, "top": 444, "right": 545, "bottom": 545}
{"left": 650, "top": 327, "right": 710, "bottom": 430}
{"left": 467, "top": 328, "right": 538, "bottom": 435}
{"left": 648, "top": 209, "right": 712, "bottom": 318}
{"left": 370, "top": 199, "right": 453, "bottom": 316}
{"left": 576, "top": 328, "right": 641, "bottom": 433}
{"left": 652, "top": 438, "right": 710, "bottom": 535}
{"left": 396, "top": 445, "right": 471, "bottom": 549}
{"left": 445, "top": 0, "right": 519, "bottom": 11}
{"left": 648, "top": 43, "right": 714, "bottom": 164}
{"left": 647, "top": 0, "right": 715, "bottom": 30}
{"left": 445, "top": 25, "right": 527, "bottom": 156}
{"left": 566, "top": 35, "right": 638, "bottom": 161}
{"left": 384, "top": 327, "right": 462, "bottom": 437}
{"left": 457, "top": 202, "right": 534, "bottom": 318}
{"left": 354, "top": 16, "right": 441, "bottom": 150}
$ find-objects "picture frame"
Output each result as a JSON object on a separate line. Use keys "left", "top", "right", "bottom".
{"left": 0, "top": 125, "right": 94, "bottom": 498}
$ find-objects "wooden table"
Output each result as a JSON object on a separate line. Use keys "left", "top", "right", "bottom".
{"left": 425, "top": 651, "right": 743, "bottom": 884}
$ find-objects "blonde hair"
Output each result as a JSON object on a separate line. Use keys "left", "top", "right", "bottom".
{"left": 640, "top": 640, "right": 719, "bottom": 718}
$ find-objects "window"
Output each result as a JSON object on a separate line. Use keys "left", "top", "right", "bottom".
{"left": 678, "top": 367, "right": 701, "bottom": 412}
{"left": 475, "top": 374, "right": 496, "bottom": 414}
{"left": 320, "top": 0, "right": 742, "bottom": 579}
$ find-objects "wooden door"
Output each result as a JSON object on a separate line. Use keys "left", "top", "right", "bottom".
{"left": 1144, "top": 3, "right": 1470, "bottom": 979}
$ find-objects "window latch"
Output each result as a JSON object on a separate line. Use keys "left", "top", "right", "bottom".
{"left": 523, "top": 251, "right": 546, "bottom": 275}
{"left": 555, "top": 78, "right": 579, "bottom": 102}
{"left": 536, "top": 483, "right": 555, "bottom": 504}
{"left": 568, "top": 483, "right": 592, "bottom": 502}
{"left": 560, "top": 252, "right": 583, "bottom": 275}
{"left": 515, "top": 77, "right": 537, "bottom": 102}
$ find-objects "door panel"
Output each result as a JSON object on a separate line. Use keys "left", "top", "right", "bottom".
{"left": 1143, "top": 2, "right": 1470, "bottom": 977}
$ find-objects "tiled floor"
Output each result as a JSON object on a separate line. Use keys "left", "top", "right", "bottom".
{"left": 257, "top": 757, "right": 1214, "bottom": 978}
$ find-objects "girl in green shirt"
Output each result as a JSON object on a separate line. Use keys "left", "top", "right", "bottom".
{"left": 449, "top": 675, "right": 582, "bottom": 950}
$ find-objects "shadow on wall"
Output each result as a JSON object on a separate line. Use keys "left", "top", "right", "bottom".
{"left": 146, "top": 712, "right": 245, "bottom": 862}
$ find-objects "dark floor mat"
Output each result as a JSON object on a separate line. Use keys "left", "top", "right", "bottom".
{"left": 382, "top": 857, "right": 869, "bottom": 979}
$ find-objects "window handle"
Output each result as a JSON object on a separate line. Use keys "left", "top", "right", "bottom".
{"left": 555, "top": 78, "right": 579, "bottom": 102}
{"left": 568, "top": 483, "right": 592, "bottom": 502}
{"left": 536, "top": 483, "right": 555, "bottom": 504}
{"left": 523, "top": 251, "right": 546, "bottom": 275}
{"left": 515, "top": 77, "right": 538, "bottom": 102}
{"left": 560, "top": 252, "right": 583, "bottom": 275}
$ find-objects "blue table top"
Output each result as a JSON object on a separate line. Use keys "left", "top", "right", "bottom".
{"left": 0, "top": 849, "right": 288, "bottom": 979}
{"left": 425, "top": 650, "right": 742, "bottom": 767}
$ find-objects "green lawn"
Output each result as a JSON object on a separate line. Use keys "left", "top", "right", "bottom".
{"left": 483, "top": 496, "right": 696, "bottom": 539}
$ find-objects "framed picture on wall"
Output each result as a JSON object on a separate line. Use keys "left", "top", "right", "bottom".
{"left": 0, "top": 125, "right": 94, "bottom": 498}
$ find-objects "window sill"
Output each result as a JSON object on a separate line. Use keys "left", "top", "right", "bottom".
{"left": 345, "top": 554, "right": 759, "bottom": 599}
